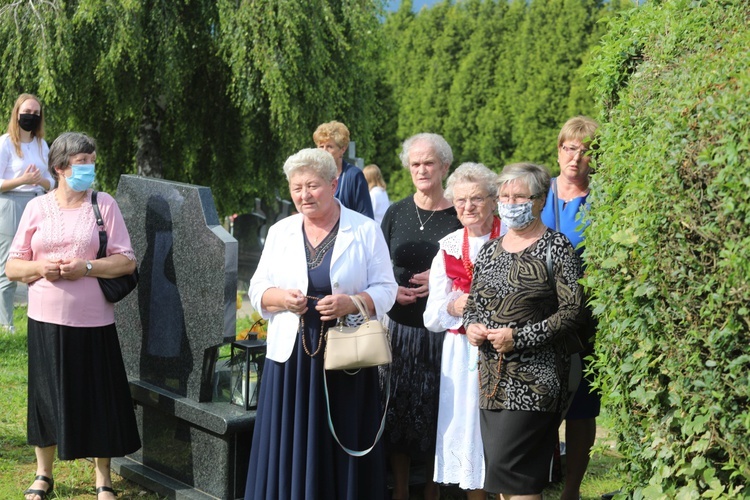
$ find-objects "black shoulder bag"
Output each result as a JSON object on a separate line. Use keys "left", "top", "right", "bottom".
{"left": 91, "top": 191, "right": 139, "bottom": 303}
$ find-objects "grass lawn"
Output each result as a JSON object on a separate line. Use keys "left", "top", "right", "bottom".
{"left": 1, "top": 305, "right": 622, "bottom": 499}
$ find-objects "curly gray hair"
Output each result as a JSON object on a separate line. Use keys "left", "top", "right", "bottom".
{"left": 398, "top": 133, "right": 453, "bottom": 169}
{"left": 283, "top": 148, "right": 338, "bottom": 182}
{"left": 445, "top": 162, "right": 499, "bottom": 201}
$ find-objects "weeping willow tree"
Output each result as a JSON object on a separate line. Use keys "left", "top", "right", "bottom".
{"left": 217, "top": 0, "right": 386, "bottom": 190}
{"left": 0, "top": 0, "right": 386, "bottom": 215}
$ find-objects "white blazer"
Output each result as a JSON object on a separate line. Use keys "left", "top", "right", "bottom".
{"left": 249, "top": 202, "right": 397, "bottom": 363}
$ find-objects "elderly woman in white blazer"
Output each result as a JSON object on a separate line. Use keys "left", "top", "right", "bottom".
{"left": 244, "top": 148, "right": 397, "bottom": 500}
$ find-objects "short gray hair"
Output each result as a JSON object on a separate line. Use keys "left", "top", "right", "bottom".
{"left": 445, "top": 162, "right": 499, "bottom": 201}
{"left": 498, "top": 163, "right": 551, "bottom": 201}
{"left": 48, "top": 132, "right": 96, "bottom": 182}
{"left": 283, "top": 148, "right": 337, "bottom": 182}
{"left": 398, "top": 133, "right": 453, "bottom": 169}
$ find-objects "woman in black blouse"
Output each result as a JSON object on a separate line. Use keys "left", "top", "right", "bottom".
{"left": 380, "top": 133, "right": 462, "bottom": 500}
{"left": 464, "top": 162, "right": 584, "bottom": 499}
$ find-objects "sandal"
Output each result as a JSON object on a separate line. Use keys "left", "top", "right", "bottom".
{"left": 23, "top": 475, "right": 54, "bottom": 499}
{"left": 96, "top": 486, "right": 117, "bottom": 498}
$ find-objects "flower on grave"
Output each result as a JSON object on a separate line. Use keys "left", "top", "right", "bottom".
{"left": 237, "top": 310, "right": 267, "bottom": 341}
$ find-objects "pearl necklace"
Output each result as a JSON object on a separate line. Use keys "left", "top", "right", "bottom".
{"left": 415, "top": 203, "right": 438, "bottom": 231}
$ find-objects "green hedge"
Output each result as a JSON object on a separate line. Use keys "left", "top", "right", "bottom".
{"left": 584, "top": 0, "right": 750, "bottom": 497}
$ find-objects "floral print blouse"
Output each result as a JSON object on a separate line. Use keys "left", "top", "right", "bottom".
{"left": 464, "top": 229, "right": 584, "bottom": 413}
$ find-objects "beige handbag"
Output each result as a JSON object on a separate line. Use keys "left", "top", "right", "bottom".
{"left": 323, "top": 294, "right": 392, "bottom": 371}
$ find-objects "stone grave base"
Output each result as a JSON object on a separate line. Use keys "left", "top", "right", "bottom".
{"left": 112, "top": 380, "right": 254, "bottom": 499}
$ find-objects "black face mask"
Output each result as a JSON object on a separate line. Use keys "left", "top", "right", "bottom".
{"left": 18, "top": 113, "right": 41, "bottom": 132}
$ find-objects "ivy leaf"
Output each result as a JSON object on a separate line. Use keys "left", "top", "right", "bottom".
{"left": 610, "top": 227, "right": 639, "bottom": 246}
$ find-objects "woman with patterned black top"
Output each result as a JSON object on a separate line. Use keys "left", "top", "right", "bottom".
{"left": 380, "top": 133, "right": 462, "bottom": 500}
{"left": 464, "top": 162, "right": 584, "bottom": 499}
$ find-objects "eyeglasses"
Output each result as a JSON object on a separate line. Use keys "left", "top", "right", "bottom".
{"left": 561, "top": 144, "right": 589, "bottom": 158}
{"left": 454, "top": 196, "right": 493, "bottom": 208}
{"left": 498, "top": 194, "right": 538, "bottom": 204}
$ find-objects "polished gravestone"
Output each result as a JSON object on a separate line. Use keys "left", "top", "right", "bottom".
{"left": 233, "top": 195, "right": 292, "bottom": 288}
{"left": 111, "top": 175, "right": 253, "bottom": 499}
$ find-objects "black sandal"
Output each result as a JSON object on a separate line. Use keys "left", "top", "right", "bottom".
{"left": 96, "top": 486, "right": 117, "bottom": 497}
{"left": 23, "top": 475, "right": 54, "bottom": 499}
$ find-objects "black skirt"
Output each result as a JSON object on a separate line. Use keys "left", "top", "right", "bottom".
{"left": 27, "top": 318, "right": 141, "bottom": 459}
{"left": 480, "top": 408, "right": 560, "bottom": 495}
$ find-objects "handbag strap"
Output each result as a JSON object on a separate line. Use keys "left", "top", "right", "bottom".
{"left": 551, "top": 178, "right": 561, "bottom": 232}
{"left": 91, "top": 191, "right": 108, "bottom": 259}
{"left": 546, "top": 239, "right": 554, "bottom": 292}
{"left": 323, "top": 368, "right": 390, "bottom": 457}
{"left": 349, "top": 294, "right": 370, "bottom": 322}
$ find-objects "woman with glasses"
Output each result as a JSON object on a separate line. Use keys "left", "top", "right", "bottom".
{"left": 465, "top": 162, "right": 584, "bottom": 500}
{"left": 423, "top": 163, "right": 499, "bottom": 500}
{"left": 541, "top": 115, "right": 600, "bottom": 500}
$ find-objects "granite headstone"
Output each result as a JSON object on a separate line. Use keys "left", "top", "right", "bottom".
{"left": 233, "top": 196, "right": 292, "bottom": 287}
{"left": 111, "top": 175, "right": 253, "bottom": 499}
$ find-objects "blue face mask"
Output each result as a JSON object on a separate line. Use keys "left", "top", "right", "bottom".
{"left": 498, "top": 200, "right": 535, "bottom": 229}
{"left": 66, "top": 164, "right": 95, "bottom": 192}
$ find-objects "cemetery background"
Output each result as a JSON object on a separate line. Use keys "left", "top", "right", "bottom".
{"left": 0, "top": 0, "right": 747, "bottom": 496}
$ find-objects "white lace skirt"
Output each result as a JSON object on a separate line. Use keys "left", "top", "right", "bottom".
{"left": 433, "top": 332, "right": 485, "bottom": 490}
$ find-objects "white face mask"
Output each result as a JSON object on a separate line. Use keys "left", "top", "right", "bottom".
{"left": 498, "top": 200, "right": 535, "bottom": 229}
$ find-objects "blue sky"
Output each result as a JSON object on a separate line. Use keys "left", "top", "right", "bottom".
{"left": 386, "top": 0, "right": 441, "bottom": 12}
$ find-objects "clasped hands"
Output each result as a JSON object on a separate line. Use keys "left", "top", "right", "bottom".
{"left": 396, "top": 269, "right": 430, "bottom": 306}
{"left": 283, "top": 290, "right": 356, "bottom": 322}
{"left": 20, "top": 164, "right": 44, "bottom": 187}
{"left": 466, "top": 323, "right": 515, "bottom": 353}
{"left": 39, "top": 258, "right": 91, "bottom": 282}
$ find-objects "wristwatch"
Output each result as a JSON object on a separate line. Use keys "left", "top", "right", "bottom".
{"left": 84, "top": 261, "right": 93, "bottom": 276}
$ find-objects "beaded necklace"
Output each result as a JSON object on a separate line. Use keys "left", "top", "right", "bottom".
{"left": 299, "top": 295, "right": 329, "bottom": 357}
{"left": 461, "top": 216, "right": 501, "bottom": 278}
{"left": 478, "top": 356, "right": 504, "bottom": 400}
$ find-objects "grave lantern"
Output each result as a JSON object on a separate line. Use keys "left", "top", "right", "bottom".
{"left": 230, "top": 338, "right": 267, "bottom": 410}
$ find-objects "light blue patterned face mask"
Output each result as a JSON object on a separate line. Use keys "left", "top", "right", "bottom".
{"left": 497, "top": 200, "right": 535, "bottom": 229}
{"left": 66, "top": 164, "right": 95, "bottom": 192}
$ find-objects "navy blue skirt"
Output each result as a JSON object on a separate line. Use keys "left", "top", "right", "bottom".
{"left": 244, "top": 327, "right": 388, "bottom": 500}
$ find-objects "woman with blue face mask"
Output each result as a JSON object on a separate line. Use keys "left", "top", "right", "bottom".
{"left": 6, "top": 132, "right": 140, "bottom": 500}
{"left": 464, "top": 162, "right": 585, "bottom": 500}
{"left": 0, "top": 93, "right": 55, "bottom": 333}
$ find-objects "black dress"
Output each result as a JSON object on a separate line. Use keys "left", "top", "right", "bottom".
{"left": 379, "top": 197, "right": 462, "bottom": 457}
{"left": 244, "top": 228, "right": 387, "bottom": 500}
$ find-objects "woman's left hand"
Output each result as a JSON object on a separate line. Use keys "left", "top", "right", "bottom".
{"left": 408, "top": 269, "right": 430, "bottom": 298}
{"left": 487, "top": 327, "right": 515, "bottom": 353}
{"left": 58, "top": 258, "right": 88, "bottom": 280}
{"left": 315, "top": 294, "right": 357, "bottom": 322}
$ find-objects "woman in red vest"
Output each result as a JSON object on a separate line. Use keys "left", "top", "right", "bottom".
{"left": 424, "top": 162, "right": 500, "bottom": 500}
